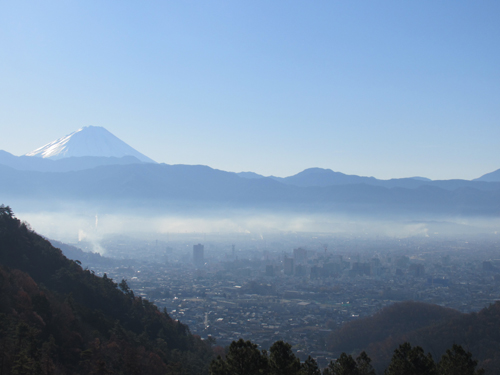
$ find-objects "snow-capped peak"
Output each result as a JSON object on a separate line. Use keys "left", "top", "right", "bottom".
{"left": 25, "top": 126, "right": 156, "bottom": 163}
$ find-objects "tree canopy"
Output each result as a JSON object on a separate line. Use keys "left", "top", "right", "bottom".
{"left": 0, "top": 205, "right": 214, "bottom": 374}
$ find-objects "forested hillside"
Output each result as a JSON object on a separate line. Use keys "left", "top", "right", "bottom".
{"left": 328, "top": 301, "right": 462, "bottom": 354}
{"left": 0, "top": 205, "right": 214, "bottom": 374}
{"left": 328, "top": 300, "right": 500, "bottom": 373}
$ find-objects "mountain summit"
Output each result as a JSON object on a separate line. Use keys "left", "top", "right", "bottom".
{"left": 25, "top": 126, "right": 156, "bottom": 163}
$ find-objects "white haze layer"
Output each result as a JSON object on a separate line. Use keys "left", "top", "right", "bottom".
{"left": 16, "top": 210, "right": 500, "bottom": 256}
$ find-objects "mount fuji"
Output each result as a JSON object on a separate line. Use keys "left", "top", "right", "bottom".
{"left": 25, "top": 126, "right": 156, "bottom": 163}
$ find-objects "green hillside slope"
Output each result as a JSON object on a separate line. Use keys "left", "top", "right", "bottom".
{"left": 328, "top": 299, "right": 500, "bottom": 373}
{"left": 0, "top": 205, "right": 214, "bottom": 374}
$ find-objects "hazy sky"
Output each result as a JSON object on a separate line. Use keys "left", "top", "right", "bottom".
{"left": 1, "top": 1, "right": 499, "bottom": 180}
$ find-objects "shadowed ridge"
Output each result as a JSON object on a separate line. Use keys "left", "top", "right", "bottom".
{"left": 0, "top": 205, "right": 214, "bottom": 374}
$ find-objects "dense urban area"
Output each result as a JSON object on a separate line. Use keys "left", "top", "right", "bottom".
{"left": 65, "top": 230, "right": 500, "bottom": 367}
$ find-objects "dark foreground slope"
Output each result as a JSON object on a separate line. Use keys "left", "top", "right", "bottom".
{"left": 0, "top": 206, "right": 213, "bottom": 374}
{"left": 328, "top": 300, "right": 500, "bottom": 373}
{"left": 328, "top": 301, "right": 462, "bottom": 354}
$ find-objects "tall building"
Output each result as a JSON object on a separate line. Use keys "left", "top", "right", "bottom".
{"left": 409, "top": 263, "right": 425, "bottom": 277}
{"left": 266, "top": 265, "right": 275, "bottom": 277}
{"left": 310, "top": 265, "right": 321, "bottom": 280}
{"left": 293, "top": 247, "right": 307, "bottom": 264}
{"left": 193, "top": 243, "right": 204, "bottom": 267}
{"left": 284, "top": 257, "right": 294, "bottom": 276}
{"left": 295, "top": 264, "right": 307, "bottom": 277}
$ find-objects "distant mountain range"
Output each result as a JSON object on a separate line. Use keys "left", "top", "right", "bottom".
{"left": 2, "top": 126, "right": 500, "bottom": 216}
{"left": 2, "top": 161, "right": 500, "bottom": 216}
{"left": 474, "top": 168, "right": 500, "bottom": 182}
{"left": 240, "top": 167, "right": 500, "bottom": 190}
{"left": 0, "top": 150, "right": 147, "bottom": 173}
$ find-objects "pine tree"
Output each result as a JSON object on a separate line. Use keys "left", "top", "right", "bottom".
{"left": 385, "top": 342, "right": 436, "bottom": 375}
{"left": 210, "top": 338, "right": 268, "bottom": 375}
{"left": 437, "top": 344, "right": 484, "bottom": 375}
{"left": 324, "top": 353, "right": 358, "bottom": 375}
{"left": 300, "top": 356, "right": 321, "bottom": 375}
{"left": 269, "top": 340, "right": 301, "bottom": 375}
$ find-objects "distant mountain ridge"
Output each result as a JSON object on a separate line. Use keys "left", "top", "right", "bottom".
{"left": 0, "top": 150, "right": 145, "bottom": 172}
{"left": 1, "top": 126, "right": 500, "bottom": 216}
{"left": 1, "top": 162, "right": 500, "bottom": 216}
{"left": 239, "top": 167, "right": 500, "bottom": 191}
{"left": 238, "top": 168, "right": 500, "bottom": 185}
{"left": 25, "top": 126, "right": 156, "bottom": 163}
{"left": 7, "top": 125, "right": 500, "bottom": 184}
{"left": 474, "top": 168, "right": 500, "bottom": 182}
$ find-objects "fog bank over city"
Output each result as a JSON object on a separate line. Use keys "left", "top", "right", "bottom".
{"left": 17, "top": 208, "right": 500, "bottom": 251}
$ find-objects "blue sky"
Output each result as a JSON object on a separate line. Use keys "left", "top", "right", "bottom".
{"left": 1, "top": 1, "right": 499, "bottom": 180}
